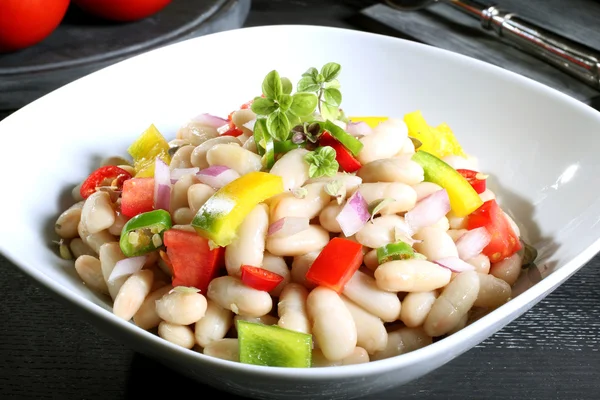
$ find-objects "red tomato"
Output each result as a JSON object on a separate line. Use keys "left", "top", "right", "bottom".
{"left": 80, "top": 165, "right": 132, "bottom": 199}
{"left": 240, "top": 265, "right": 284, "bottom": 292}
{"left": 73, "top": 0, "right": 172, "bottom": 22}
{"left": 305, "top": 238, "right": 363, "bottom": 293}
{"left": 456, "top": 169, "right": 487, "bottom": 194}
{"left": 121, "top": 178, "right": 155, "bottom": 217}
{"left": 467, "top": 199, "right": 521, "bottom": 263}
{"left": 319, "top": 131, "right": 362, "bottom": 173}
{"left": 0, "top": 0, "right": 70, "bottom": 53}
{"left": 220, "top": 127, "right": 244, "bottom": 137}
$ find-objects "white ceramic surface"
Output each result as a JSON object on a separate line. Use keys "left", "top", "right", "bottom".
{"left": 1, "top": 25, "right": 600, "bottom": 400}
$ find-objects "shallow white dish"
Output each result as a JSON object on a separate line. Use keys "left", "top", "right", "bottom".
{"left": 1, "top": 25, "right": 600, "bottom": 400}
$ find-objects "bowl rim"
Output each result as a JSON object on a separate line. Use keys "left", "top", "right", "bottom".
{"left": 2, "top": 23, "right": 600, "bottom": 380}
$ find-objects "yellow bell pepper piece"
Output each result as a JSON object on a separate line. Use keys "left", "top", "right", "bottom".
{"left": 347, "top": 116, "right": 388, "bottom": 128}
{"left": 191, "top": 172, "right": 285, "bottom": 247}
{"left": 404, "top": 110, "right": 465, "bottom": 158}
{"left": 127, "top": 124, "right": 171, "bottom": 177}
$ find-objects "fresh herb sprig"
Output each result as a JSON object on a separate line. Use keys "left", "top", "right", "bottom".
{"left": 296, "top": 62, "right": 342, "bottom": 121}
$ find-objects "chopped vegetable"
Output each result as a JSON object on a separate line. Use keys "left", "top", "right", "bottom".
{"left": 376, "top": 241, "right": 415, "bottom": 264}
{"left": 191, "top": 172, "right": 284, "bottom": 247}
{"left": 121, "top": 177, "right": 155, "bottom": 218}
{"left": 335, "top": 190, "right": 370, "bottom": 237}
{"left": 404, "top": 189, "right": 451, "bottom": 234}
{"left": 80, "top": 165, "right": 132, "bottom": 199}
{"left": 153, "top": 158, "right": 171, "bottom": 211}
{"left": 319, "top": 131, "right": 362, "bottom": 173}
{"left": 321, "top": 120, "right": 363, "bottom": 157}
{"left": 455, "top": 226, "right": 491, "bottom": 261}
{"left": 411, "top": 151, "right": 483, "bottom": 217}
{"left": 170, "top": 167, "right": 200, "bottom": 184}
{"left": 197, "top": 165, "right": 241, "bottom": 189}
{"left": 127, "top": 124, "right": 171, "bottom": 177}
{"left": 237, "top": 320, "right": 312, "bottom": 368}
{"left": 192, "top": 113, "right": 229, "bottom": 128}
{"left": 220, "top": 126, "right": 244, "bottom": 137}
{"left": 456, "top": 169, "right": 487, "bottom": 194}
{"left": 467, "top": 199, "right": 522, "bottom": 263}
{"left": 434, "top": 256, "right": 476, "bottom": 272}
{"left": 347, "top": 116, "right": 388, "bottom": 128}
{"left": 404, "top": 110, "right": 466, "bottom": 158}
{"left": 274, "top": 140, "right": 303, "bottom": 154}
{"left": 304, "top": 146, "right": 339, "bottom": 178}
{"left": 119, "top": 209, "right": 172, "bottom": 257}
{"left": 267, "top": 217, "right": 310, "bottom": 238}
{"left": 345, "top": 121, "right": 373, "bottom": 136}
{"left": 108, "top": 255, "right": 147, "bottom": 283}
{"left": 305, "top": 237, "right": 363, "bottom": 293}
{"left": 253, "top": 118, "right": 276, "bottom": 169}
{"left": 163, "top": 229, "right": 225, "bottom": 293}
{"left": 240, "top": 265, "right": 284, "bottom": 292}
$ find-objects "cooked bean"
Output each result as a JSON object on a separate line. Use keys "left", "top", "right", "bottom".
{"left": 207, "top": 276, "right": 272, "bottom": 317}
{"left": 206, "top": 143, "right": 262, "bottom": 175}
{"left": 187, "top": 183, "right": 215, "bottom": 214}
{"left": 170, "top": 174, "right": 199, "bottom": 212}
{"left": 270, "top": 182, "right": 330, "bottom": 222}
{"left": 307, "top": 173, "right": 362, "bottom": 195}
{"left": 231, "top": 108, "right": 257, "bottom": 136}
{"left": 375, "top": 259, "right": 452, "bottom": 292}
{"left": 343, "top": 270, "right": 401, "bottom": 322}
{"left": 355, "top": 215, "right": 410, "bottom": 249}
{"left": 170, "top": 224, "right": 195, "bottom": 233}
{"left": 78, "top": 222, "right": 115, "bottom": 253}
{"left": 117, "top": 165, "right": 135, "bottom": 175}
{"left": 490, "top": 253, "right": 522, "bottom": 286}
{"left": 291, "top": 251, "right": 320, "bottom": 289}
{"left": 442, "top": 155, "right": 479, "bottom": 170}
{"left": 99, "top": 242, "right": 127, "bottom": 300}
{"left": 312, "top": 347, "right": 370, "bottom": 367}
{"left": 269, "top": 148, "right": 311, "bottom": 191}
{"left": 400, "top": 291, "right": 438, "bottom": 328}
{"left": 80, "top": 191, "right": 115, "bottom": 234}
{"left": 479, "top": 188, "right": 495, "bottom": 202}
{"left": 132, "top": 285, "right": 173, "bottom": 330}
{"left": 447, "top": 229, "right": 468, "bottom": 242}
{"left": 155, "top": 289, "right": 208, "bottom": 325}
{"left": 55, "top": 202, "right": 84, "bottom": 239}
{"left": 194, "top": 300, "right": 234, "bottom": 348}
{"left": 169, "top": 138, "right": 190, "bottom": 147}
{"left": 318, "top": 200, "right": 343, "bottom": 233}
{"left": 225, "top": 204, "right": 268, "bottom": 277}
{"left": 447, "top": 313, "right": 469, "bottom": 335}
{"left": 357, "top": 182, "right": 417, "bottom": 214}
{"left": 475, "top": 273, "right": 511, "bottom": 308}
{"left": 190, "top": 136, "right": 241, "bottom": 169}
{"left": 203, "top": 338, "right": 239, "bottom": 361}
{"left": 412, "top": 182, "right": 443, "bottom": 202}
{"left": 266, "top": 225, "right": 329, "bottom": 257}
{"left": 424, "top": 270, "right": 480, "bottom": 337}
{"left": 72, "top": 183, "right": 83, "bottom": 202}
{"left": 69, "top": 238, "right": 95, "bottom": 259}
{"left": 176, "top": 121, "right": 219, "bottom": 145}
{"left": 363, "top": 249, "right": 379, "bottom": 271}
{"left": 113, "top": 270, "right": 154, "bottom": 321}
{"left": 307, "top": 286, "right": 357, "bottom": 361}
{"left": 341, "top": 296, "right": 387, "bottom": 354}
{"left": 242, "top": 136, "right": 257, "bottom": 153}
{"left": 158, "top": 322, "right": 195, "bottom": 349}
{"left": 370, "top": 327, "right": 432, "bottom": 361}
{"left": 467, "top": 253, "right": 491, "bottom": 274}
{"left": 413, "top": 227, "right": 458, "bottom": 260}
{"left": 173, "top": 207, "right": 194, "bottom": 225}
{"left": 357, "top": 118, "right": 408, "bottom": 164}
{"left": 447, "top": 211, "right": 467, "bottom": 230}
{"left": 74, "top": 255, "right": 109, "bottom": 295}
{"left": 357, "top": 157, "right": 424, "bottom": 186}
{"left": 277, "top": 283, "right": 310, "bottom": 334}
{"left": 169, "top": 145, "right": 195, "bottom": 170}
{"left": 430, "top": 217, "right": 450, "bottom": 231}
{"left": 260, "top": 252, "right": 290, "bottom": 297}
{"left": 108, "top": 211, "right": 128, "bottom": 236}
{"left": 397, "top": 136, "right": 416, "bottom": 156}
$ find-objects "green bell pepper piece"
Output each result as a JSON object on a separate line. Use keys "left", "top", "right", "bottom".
{"left": 274, "top": 140, "right": 303, "bottom": 154}
{"left": 322, "top": 119, "right": 363, "bottom": 156}
{"left": 376, "top": 241, "right": 415, "bottom": 264}
{"left": 119, "top": 209, "right": 172, "bottom": 257}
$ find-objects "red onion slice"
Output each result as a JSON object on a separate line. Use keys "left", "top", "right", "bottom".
{"left": 336, "top": 190, "right": 370, "bottom": 237}
{"left": 192, "top": 113, "right": 229, "bottom": 128}
{"left": 108, "top": 255, "right": 148, "bottom": 283}
{"left": 217, "top": 124, "right": 231, "bottom": 135}
{"left": 455, "top": 227, "right": 491, "bottom": 261}
{"left": 170, "top": 167, "right": 200, "bottom": 184}
{"left": 153, "top": 158, "right": 171, "bottom": 211}
{"left": 434, "top": 256, "right": 475, "bottom": 272}
{"left": 405, "top": 189, "right": 451, "bottom": 234}
{"left": 197, "top": 165, "right": 240, "bottom": 189}
{"left": 346, "top": 121, "right": 373, "bottom": 137}
{"left": 268, "top": 217, "right": 310, "bottom": 238}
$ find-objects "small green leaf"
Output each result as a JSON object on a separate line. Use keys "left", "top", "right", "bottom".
{"left": 413, "top": 252, "right": 427, "bottom": 260}
{"left": 316, "top": 73, "right": 325, "bottom": 83}
{"left": 262, "top": 70, "right": 283, "bottom": 100}
{"left": 279, "top": 94, "right": 293, "bottom": 112}
{"left": 321, "top": 102, "right": 340, "bottom": 121}
{"left": 286, "top": 110, "right": 301, "bottom": 128}
{"left": 409, "top": 136, "right": 423, "bottom": 151}
{"left": 325, "top": 179, "right": 346, "bottom": 204}
{"left": 302, "top": 67, "right": 318, "bottom": 78}
{"left": 304, "top": 146, "right": 339, "bottom": 178}
{"left": 297, "top": 76, "right": 320, "bottom": 92}
{"left": 251, "top": 97, "right": 278, "bottom": 115}
{"left": 321, "top": 62, "right": 341, "bottom": 82}
{"left": 323, "top": 88, "right": 342, "bottom": 107}
{"left": 267, "top": 111, "right": 291, "bottom": 141}
{"left": 290, "top": 92, "right": 318, "bottom": 117}
{"left": 324, "top": 79, "right": 341, "bottom": 89}
{"left": 368, "top": 198, "right": 395, "bottom": 222}
{"left": 281, "top": 77, "right": 293, "bottom": 95}
{"left": 253, "top": 118, "right": 269, "bottom": 156}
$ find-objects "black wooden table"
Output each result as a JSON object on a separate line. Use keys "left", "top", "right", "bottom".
{"left": 1, "top": 1, "right": 599, "bottom": 399}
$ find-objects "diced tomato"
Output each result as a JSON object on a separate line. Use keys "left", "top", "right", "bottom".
{"left": 456, "top": 169, "right": 487, "bottom": 194}
{"left": 467, "top": 199, "right": 521, "bottom": 263}
{"left": 80, "top": 165, "right": 132, "bottom": 199}
{"left": 305, "top": 237, "right": 363, "bottom": 292}
{"left": 319, "top": 131, "right": 362, "bottom": 173}
{"left": 240, "top": 265, "right": 284, "bottom": 292}
{"left": 163, "top": 229, "right": 225, "bottom": 294}
{"left": 221, "top": 126, "right": 244, "bottom": 137}
{"left": 120, "top": 177, "right": 155, "bottom": 217}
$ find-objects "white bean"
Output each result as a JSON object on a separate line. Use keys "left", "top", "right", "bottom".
{"left": 357, "top": 157, "right": 424, "bottom": 186}
{"left": 447, "top": 210, "right": 468, "bottom": 230}
{"left": 99, "top": 242, "right": 127, "bottom": 300}
{"left": 412, "top": 182, "right": 443, "bottom": 202}
{"left": 312, "top": 347, "right": 369, "bottom": 367}
{"left": 374, "top": 259, "right": 452, "bottom": 292}
{"left": 424, "top": 270, "right": 480, "bottom": 337}
{"left": 231, "top": 108, "right": 257, "bottom": 136}
{"left": 318, "top": 200, "right": 343, "bottom": 233}
{"left": 74, "top": 255, "right": 109, "bottom": 295}
{"left": 206, "top": 143, "right": 262, "bottom": 175}
{"left": 72, "top": 183, "right": 83, "bottom": 202}
{"left": 132, "top": 285, "right": 173, "bottom": 330}
{"left": 358, "top": 182, "right": 417, "bottom": 214}
{"left": 194, "top": 299, "right": 234, "bottom": 348}
{"left": 341, "top": 296, "right": 388, "bottom": 354}
{"left": 277, "top": 283, "right": 310, "bottom": 334}
{"left": 203, "top": 338, "right": 239, "bottom": 361}
{"left": 55, "top": 201, "right": 84, "bottom": 239}
{"left": 307, "top": 173, "right": 362, "bottom": 195}
{"left": 70, "top": 238, "right": 95, "bottom": 259}
{"left": 170, "top": 174, "right": 199, "bottom": 213}
{"left": 176, "top": 120, "right": 219, "bottom": 145}
{"left": 78, "top": 222, "right": 115, "bottom": 253}
{"left": 291, "top": 251, "right": 320, "bottom": 290}
{"left": 475, "top": 273, "right": 512, "bottom": 308}
{"left": 117, "top": 165, "right": 135, "bottom": 175}
{"left": 207, "top": 276, "right": 272, "bottom": 317}
{"left": 81, "top": 191, "right": 115, "bottom": 234}
{"left": 397, "top": 136, "right": 416, "bottom": 156}
{"left": 169, "top": 145, "right": 195, "bottom": 169}
{"left": 447, "top": 229, "right": 468, "bottom": 242}
{"left": 260, "top": 252, "right": 290, "bottom": 297}
{"left": 413, "top": 227, "right": 458, "bottom": 260}
{"left": 447, "top": 313, "right": 469, "bottom": 335}
{"left": 490, "top": 253, "right": 522, "bottom": 286}
{"left": 190, "top": 136, "right": 241, "bottom": 169}
{"left": 225, "top": 204, "right": 268, "bottom": 277}
{"left": 242, "top": 136, "right": 257, "bottom": 153}
{"left": 266, "top": 225, "right": 329, "bottom": 257}
{"left": 307, "top": 286, "right": 357, "bottom": 361}
{"left": 343, "top": 270, "right": 401, "bottom": 322}
{"left": 430, "top": 217, "right": 450, "bottom": 231}
{"left": 155, "top": 289, "right": 208, "bottom": 325}
{"left": 108, "top": 211, "right": 128, "bottom": 236}
{"left": 173, "top": 207, "right": 194, "bottom": 225}
{"left": 158, "top": 322, "right": 195, "bottom": 349}
{"left": 363, "top": 249, "right": 379, "bottom": 271}
{"left": 467, "top": 253, "right": 491, "bottom": 274}
{"left": 479, "top": 188, "right": 496, "bottom": 202}
{"left": 370, "top": 327, "right": 432, "bottom": 361}
{"left": 355, "top": 215, "right": 410, "bottom": 249}
{"left": 269, "top": 148, "right": 311, "bottom": 191}
{"left": 357, "top": 118, "right": 408, "bottom": 164}
{"left": 270, "top": 182, "right": 330, "bottom": 221}
{"left": 113, "top": 269, "right": 154, "bottom": 321}
{"left": 187, "top": 183, "right": 215, "bottom": 214}
{"left": 400, "top": 291, "right": 438, "bottom": 328}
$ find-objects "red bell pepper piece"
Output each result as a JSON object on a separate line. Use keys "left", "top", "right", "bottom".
{"left": 221, "top": 126, "right": 244, "bottom": 137}
{"left": 163, "top": 229, "right": 225, "bottom": 293}
{"left": 240, "top": 265, "right": 284, "bottom": 292}
{"left": 80, "top": 165, "right": 132, "bottom": 199}
{"left": 467, "top": 199, "right": 521, "bottom": 263}
{"left": 305, "top": 237, "right": 363, "bottom": 292}
{"left": 120, "top": 177, "right": 155, "bottom": 218}
{"left": 456, "top": 169, "right": 487, "bottom": 194}
{"left": 319, "top": 131, "right": 362, "bottom": 173}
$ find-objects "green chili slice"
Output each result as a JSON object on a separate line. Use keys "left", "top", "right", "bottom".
{"left": 376, "top": 241, "right": 415, "bottom": 264}
{"left": 119, "top": 209, "right": 172, "bottom": 257}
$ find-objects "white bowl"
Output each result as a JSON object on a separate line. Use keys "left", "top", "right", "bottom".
{"left": 1, "top": 25, "right": 600, "bottom": 400}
